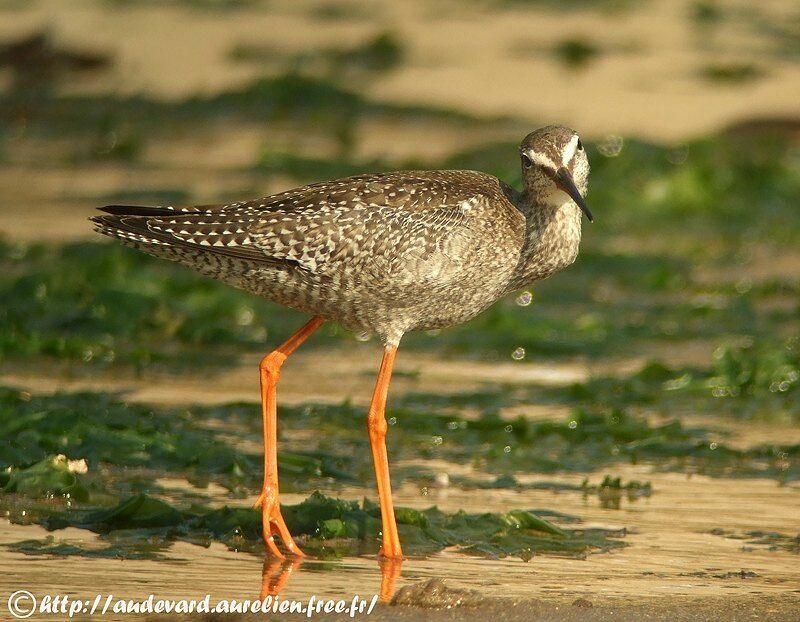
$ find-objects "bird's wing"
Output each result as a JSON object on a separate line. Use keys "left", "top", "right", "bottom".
{"left": 92, "top": 171, "right": 519, "bottom": 278}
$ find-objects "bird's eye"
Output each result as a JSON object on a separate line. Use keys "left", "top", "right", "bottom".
{"left": 577, "top": 139, "right": 584, "bottom": 151}
{"left": 521, "top": 153, "right": 533, "bottom": 168}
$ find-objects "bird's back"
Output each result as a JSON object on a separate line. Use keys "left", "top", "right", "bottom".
{"left": 92, "top": 170, "right": 526, "bottom": 343}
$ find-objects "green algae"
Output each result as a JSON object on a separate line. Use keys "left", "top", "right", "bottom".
{"left": 7, "top": 535, "right": 175, "bottom": 561}
{"left": 0, "top": 387, "right": 348, "bottom": 496}
{"left": 0, "top": 239, "right": 312, "bottom": 371}
{"left": 540, "top": 339, "right": 800, "bottom": 423}
{"left": 231, "top": 31, "right": 405, "bottom": 76}
{"left": 0, "top": 72, "right": 493, "bottom": 163}
{"left": 211, "top": 393, "right": 797, "bottom": 481}
{"left": 1, "top": 385, "right": 795, "bottom": 506}
{"left": 710, "top": 528, "right": 800, "bottom": 554}
{"left": 1, "top": 129, "right": 798, "bottom": 369}
{"left": 0, "top": 385, "right": 788, "bottom": 561}
{"left": 0, "top": 237, "right": 793, "bottom": 369}
{"left": 0, "top": 371, "right": 794, "bottom": 561}
{"left": 707, "top": 337, "right": 800, "bottom": 402}
{"left": 435, "top": 472, "right": 652, "bottom": 510}
{"left": 700, "top": 63, "right": 765, "bottom": 83}
{"left": 1, "top": 455, "right": 89, "bottom": 501}
{"left": 2, "top": 491, "right": 626, "bottom": 561}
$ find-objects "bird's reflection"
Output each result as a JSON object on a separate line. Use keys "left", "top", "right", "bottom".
{"left": 378, "top": 557, "right": 403, "bottom": 603}
{"left": 259, "top": 556, "right": 404, "bottom": 603}
{"left": 260, "top": 557, "right": 303, "bottom": 599}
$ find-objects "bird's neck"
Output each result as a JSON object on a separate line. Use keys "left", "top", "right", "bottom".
{"left": 506, "top": 196, "right": 583, "bottom": 291}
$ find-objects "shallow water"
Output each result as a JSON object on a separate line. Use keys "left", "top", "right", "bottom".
{"left": 2, "top": 465, "right": 797, "bottom": 620}
{"left": 2, "top": 347, "right": 799, "bottom": 619}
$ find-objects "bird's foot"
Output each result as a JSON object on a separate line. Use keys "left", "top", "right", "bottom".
{"left": 254, "top": 488, "right": 305, "bottom": 559}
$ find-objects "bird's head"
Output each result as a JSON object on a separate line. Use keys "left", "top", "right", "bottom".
{"left": 519, "top": 125, "right": 593, "bottom": 222}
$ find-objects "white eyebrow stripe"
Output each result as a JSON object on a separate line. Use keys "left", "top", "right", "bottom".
{"left": 562, "top": 135, "right": 579, "bottom": 165}
{"left": 526, "top": 150, "right": 557, "bottom": 171}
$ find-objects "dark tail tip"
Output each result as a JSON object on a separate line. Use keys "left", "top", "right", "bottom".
{"left": 98, "top": 205, "right": 170, "bottom": 217}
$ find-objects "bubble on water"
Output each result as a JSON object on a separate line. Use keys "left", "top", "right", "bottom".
{"left": 515, "top": 291, "right": 533, "bottom": 307}
{"left": 432, "top": 435, "right": 443, "bottom": 446}
{"left": 356, "top": 331, "right": 371, "bottom": 342}
{"left": 503, "top": 445, "right": 511, "bottom": 453}
{"left": 236, "top": 307, "right": 254, "bottom": 326}
{"left": 447, "top": 421, "right": 459, "bottom": 430}
{"left": 667, "top": 144, "right": 689, "bottom": 165}
{"left": 568, "top": 420, "right": 578, "bottom": 429}
{"left": 598, "top": 135, "right": 623, "bottom": 157}
{"left": 504, "top": 424, "right": 513, "bottom": 433}
{"left": 388, "top": 416, "right": 397, "bottom": 426}
{"left": 735, "top": 278, "right": 753, "bottom": 295}
{"left": 421, "top": 486, "right": 429, "bottom": 496}
{"left": 709, "top": 442, "right": 718, "bottom": 450}
{"left": 511, "top": 347, "right": 526, "bottom": 361}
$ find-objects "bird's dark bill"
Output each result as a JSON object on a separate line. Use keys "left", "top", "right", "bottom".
{"left": 555, "top": 167, "right": 593, "bottom": 222}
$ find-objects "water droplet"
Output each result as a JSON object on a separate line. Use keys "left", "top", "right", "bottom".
{"left": 667, "top": 145, "right": 689, "bottom": 165}
{"left": 515, "top": 291, "right": 533, "bottom": 307}
{"left": 421, "top": 486, "right": 429, "bottom": 496}
{"left": 511, "top": 347, "right": 526, "bottom": 361}
{"left": 568, "top": 420, "right": 578, "bottom": 429}
{"left": 388, "top": 416, "right": 397, "bottom": 426}
{"left": 598, "top": 135, "right": 623, "bottom": 157}
{"left": 709, "top": 442, "right": 718, "bottom": 450}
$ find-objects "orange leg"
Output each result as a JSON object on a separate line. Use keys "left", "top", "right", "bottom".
{"left": 367, "top": 346, "right": 403, "bottom": 559}
{"left": 254, "top": 316, "right": 325, "bottom": 558}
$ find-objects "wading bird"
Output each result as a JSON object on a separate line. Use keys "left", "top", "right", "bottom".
{"left": 91, "top": 125, "right": 592, "bottom": 560}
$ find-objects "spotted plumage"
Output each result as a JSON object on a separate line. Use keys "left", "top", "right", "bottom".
{"left": 91, "top": 126, "right": 591, "bottom": 346}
